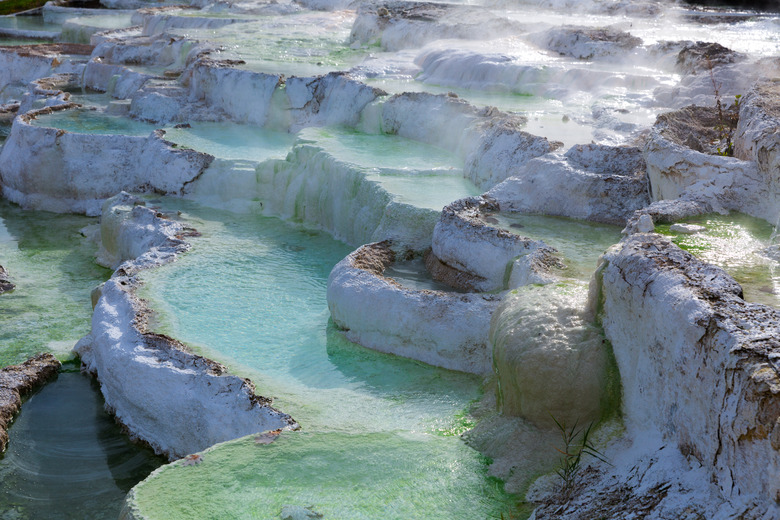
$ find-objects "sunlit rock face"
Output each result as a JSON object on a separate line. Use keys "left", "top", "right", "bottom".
{"left": 488, "top": 144, "right": 650, "bottom": 225}
{"left": 490, "top": 283, "right": 613, "bottom": 428}
{"left": 597, "top": 233, "right": 780, "bottom": 515}
{"left": 645, "top": 80, "right": 780, "bottom": 224}
{"left": 327, "top": 241, "right": 501, "bottom": 374}
{"left": 529, "top": 25, "right": 642, "bottom": 61}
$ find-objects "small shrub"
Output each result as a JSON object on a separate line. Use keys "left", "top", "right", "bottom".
{"left": 551, "top": 415, "right": 610, "bottom": 499}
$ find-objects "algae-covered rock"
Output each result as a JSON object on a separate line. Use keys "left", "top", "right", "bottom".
{"left": 490, "top": 283, "right": 614, "bottom": 428}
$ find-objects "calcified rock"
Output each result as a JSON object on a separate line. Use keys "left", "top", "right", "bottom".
{"left": 0, "top": 107, "right": 214, "bottom": 215}
{"left": 536, "top": 233, "right": 780, "bottom": 519}
{"left": 327, "top": 241, "right": 500, "bottom": 374}
{"left": 0, "top": 353, "right": 61, "bottom": 453}
{"left": 350, "top": 1, "right": 523, "bottom": 51}
{"left": 644, "top": 103, "right": 778, "bottom": 223}
{"left": 431, "top": 197, "right": 560, "bottom": 292}
{"left": 76, "top": 193, "right": 297, "bottom": 460}
{"left": 490, "top": 283, "right": 614, "bottom": 428}
{"left": 530, "top": 25, "right": 642, "bottom": 60}
{"left": 0, "top": 265, "right": 13, "bottom": 294}
{"left": 734, "top": 80, "right": 780, "bottom": 186}
{"left": 675, "top": 41, "right": 746, "bottom": 74}
{"left": 488, "top": 144, "right": 650, "bottom": 225}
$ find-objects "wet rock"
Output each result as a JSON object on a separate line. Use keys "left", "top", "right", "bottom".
{"left": 490, "top": 283, "right": 612, "bottom": 428}
{"left": 0, "top": 265, "right": 13, "bottom": 294}
{"left": 0, "top": 353, "right": 61, "bottom": 452}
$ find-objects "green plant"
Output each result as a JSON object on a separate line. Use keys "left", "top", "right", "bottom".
{"left": 706, "top": 58, "right": 740, "bottom": 157}
{"left": 551, "top": 415, "right": 610, "bottom": 499}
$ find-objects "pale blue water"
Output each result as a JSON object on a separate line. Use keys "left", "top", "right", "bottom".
{"left": 161, "top": 122, "right": 295, "bottom": 162}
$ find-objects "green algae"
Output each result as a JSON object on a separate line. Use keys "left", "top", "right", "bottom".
{"left": 0, "top": 200, "right": 110, "bottom": 367}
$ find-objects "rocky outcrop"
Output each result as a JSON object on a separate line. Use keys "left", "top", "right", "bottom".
{"left": 644, "top": 102, "right": 777, "bottom": 223}
{"left": 542, "top": 233, "right": 780, "bottom": 519}
{"left": 75, "top": 193, "right": 297, "bottom": 460}
{"left": 0, "top": 353, "right": 61, "bottom": 453}
{"left": 488, "top": 144, "right": 650, "bottom": 225}
{"left": 431, "top": 197, "right": 560, "bottom": 292}
{"left": 0, "top": 265, "right": 13, "bottom": 294}
{"left": 530, "top": 25, "right": 642, "bottom": 60}
{"left": 327, "top": 241, "right": 501, "bottom": 374}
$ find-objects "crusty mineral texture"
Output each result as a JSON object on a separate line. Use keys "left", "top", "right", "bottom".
{"left": 0, "top": 265, "right": 13, "bottom": 294}
{"left": 0, "top": 353, "right": 61, "bottom": 452}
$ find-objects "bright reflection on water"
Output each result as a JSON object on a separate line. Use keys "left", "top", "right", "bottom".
{"left": 0, "top": 369, "right": 163, "bottom": 520}
{"left": 0, "top": 200, "right": 111, "bottom": 366}
{"left": 135, "top": 198, "right": 518, "bottom": 518}
{"left": 657, "top": 214, "right": 780, "bottom": 308}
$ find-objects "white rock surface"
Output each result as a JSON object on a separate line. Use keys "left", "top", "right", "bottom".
{"left": 431, "top": 197, "right": 557, "bottom": 292}
{"left": 327, "top": 241, "right": 501, "bottom": 374}
{"left": 564, "top": 233, "right": 780, "bottom": 519}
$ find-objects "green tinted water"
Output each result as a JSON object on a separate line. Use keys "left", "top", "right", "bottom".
{"left": 0, "top": 200, "right": 110, "bottom": 367}
{"left": 133, "top": 198, "right": 518, "bottom": 518}
{"left": 301, "top": 127, "right": 479, "bottom": 211}
{"left": 657, "top": 214, "right": 779, "bottom": 308}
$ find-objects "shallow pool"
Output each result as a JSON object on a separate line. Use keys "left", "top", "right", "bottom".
{"left": 134, "top": 198, "right": 518, "bottom": 518}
